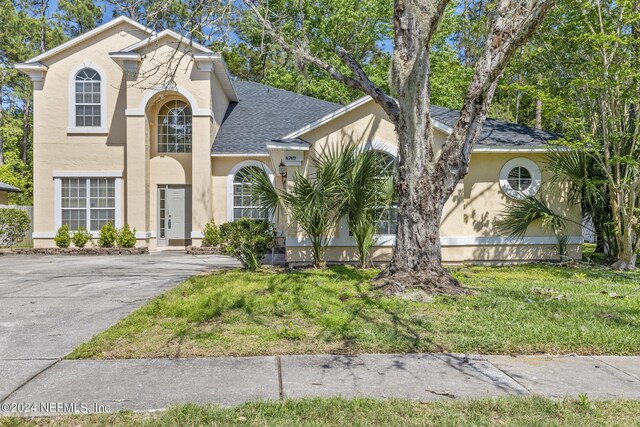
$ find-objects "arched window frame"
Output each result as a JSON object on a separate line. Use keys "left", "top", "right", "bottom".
{"left": 499, "top": 157, "right": 542, "bottom": 200}
{"left": 157, "top": 100, "right": 193, "bottom": 153}
{"left": 333, "top": 140, "right": 399, "bottom": 247}
{"left": 227, "top": 160, "right": 275, "bottom": 222}
{"left": 68, "top": 62, "right": 107, "bottom": 134}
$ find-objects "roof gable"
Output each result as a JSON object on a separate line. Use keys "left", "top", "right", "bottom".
{"left": 284, "top": 96, "right": 558, "bottom": 151}
{"left": 119, "top": 29, "right": 213, "bottom": 54}
{"left": 24, "top": 16, "right": 153, "bottom": 64}
{"left": 212, "top": 82, "right": 341, "bottom": 155}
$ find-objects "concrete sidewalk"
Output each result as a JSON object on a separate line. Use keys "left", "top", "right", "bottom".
{"left": 1, "top": 353, "right": 639, "bottom": 416}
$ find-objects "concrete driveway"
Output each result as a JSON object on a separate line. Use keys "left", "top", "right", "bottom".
{"left": 0, "top": 252, "right": 240, "bottom": 401}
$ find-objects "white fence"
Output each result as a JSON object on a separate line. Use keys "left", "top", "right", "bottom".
{"left": 0, "top": 204, "right": 34, "bottom": 247}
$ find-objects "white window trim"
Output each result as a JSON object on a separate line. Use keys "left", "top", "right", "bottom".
{"left": 68, "top": 61, "right": 108, "bottom": 134}
{"left": 286, "top": 235, "right": 583, "bottom": 247}
{"left": 53, "top": 171, "right": 122, "bottom": 235}
{"left": 499, "top": 157, "right": 542, "bottom": 200}
{"left": 227, "top": 160, "right": 275, "bottom": 222}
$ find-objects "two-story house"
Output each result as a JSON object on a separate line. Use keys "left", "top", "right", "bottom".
{"left": 17, "top": 16, "right": 582, "bottom": 264}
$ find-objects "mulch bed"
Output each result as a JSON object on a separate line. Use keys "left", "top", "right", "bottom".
{"left": 0, "top": 247, "right": 149, "bottom": 256}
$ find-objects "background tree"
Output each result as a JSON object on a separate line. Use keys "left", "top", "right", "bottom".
{"left": 241, "top": 0, "right": 554, "bottom": 292}
{"left": 55, "top": 0, "right": 103, "bottom": 37}
{"left": 518, "top": 0, "right": 640, "bottom": 269}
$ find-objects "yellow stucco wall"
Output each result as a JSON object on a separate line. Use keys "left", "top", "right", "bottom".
{"left": 27, "top": 20, "right": 581, "bottom": 262}
{"left": 30, "top": 20, "right": 230, "bottom": 248}
{"left": 284, "top": 98, "right": 582, "bottom": 264}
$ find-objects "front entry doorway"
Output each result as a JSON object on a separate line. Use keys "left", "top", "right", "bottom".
{"left": 157, "top": 185, "right": 192, "bottom": 247}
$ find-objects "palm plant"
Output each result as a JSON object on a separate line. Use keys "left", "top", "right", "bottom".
{"left": 497, "top": 147, "right": 617, "bottom": 261}
{"left": 339, "top": 146, "right": 395, "bottom": 268}
{"left": 246, "top": 151, "right": 345, "bottom": 268}
{"left": 546, "top": 148, "right": 615, "bottom": 254}
{"left": 247, "top": 143, "right": 394, "bottom": 268}
{"left": 495, "top": 195, "right": 569, "bottom": 258}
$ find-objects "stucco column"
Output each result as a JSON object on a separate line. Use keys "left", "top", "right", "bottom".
{"left": 125, "top": 115, "right": 149, "bottom": 243}
{"left": 191, "top": 116, "right": 213, "bottom": 243}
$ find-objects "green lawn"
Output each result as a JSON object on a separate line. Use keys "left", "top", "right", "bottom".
{"left": 3, "top": 397, "right": 640, "bottom": 427}
{"left": 68, "top": 261, "right": 640, "bottom": 359}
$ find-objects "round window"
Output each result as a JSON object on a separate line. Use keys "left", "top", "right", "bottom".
{"left": 499, "top": 158, "right": 541, "bottom": 199}
{"left": 507, "top": 166, "right": 532, "bottom": 191}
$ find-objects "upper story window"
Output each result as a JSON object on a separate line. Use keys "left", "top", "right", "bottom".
{"left": 158, "top": 100, "right": 192, "bottom": 153}
{"left": 74, "top": 68, "right": 102, "bottom": 127}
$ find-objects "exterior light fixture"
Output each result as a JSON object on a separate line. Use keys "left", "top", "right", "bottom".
{"left": 278, "top": 159, "right": 287, "bottom": 185}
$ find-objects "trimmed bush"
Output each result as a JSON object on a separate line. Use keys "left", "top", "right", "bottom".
{"left": 202, "top": 219, "right": 221, "bottom": 247}
{"left": 219, "top": 218, "right": 275, "bottom": 270}
{"left": 54, "top": 224, "right": 71, "bottom": 248}
{"left": 116, "top": 224, "right": 137, "bottom": 248}
{"left": 97, "top": 222, "right": 117, "bottom": 248}
{"left": 71, "top": 227, "right": 92, "bottom": 248}
{"left": 0, "top": 208, "right": 31, "bottom": 248}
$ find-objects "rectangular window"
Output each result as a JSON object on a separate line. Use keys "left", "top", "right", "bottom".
{"left": 61, "top": 178, "right": 116, "bottom": 231}
{"left": 75, "top": 81, "right": 101, "bottom": 127}
{"left": 375, "top": 205, "right": 398, "bottom": 235}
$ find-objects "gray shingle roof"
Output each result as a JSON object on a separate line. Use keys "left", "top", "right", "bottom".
{"left": 0, "top": 181, "right": 22, "bottom": 193}
{"left": 430, "top": 105, "right": 558, "bottom": 147}
{"left": 212, "top": 82, "right": 558, "bottom": 155}
{"left": 212, "top": 82, "right": 340, "bottom": 155}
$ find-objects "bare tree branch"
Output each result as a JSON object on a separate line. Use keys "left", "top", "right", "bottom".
{"left": 242, "top": 0, "right": 399, "bottom": 122}
{"left": 440, "top": 0, "right": 556, "bottom": 177}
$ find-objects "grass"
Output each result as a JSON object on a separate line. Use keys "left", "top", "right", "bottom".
{"left": 68, "top": 260, "right": 640, "bottom": 359}
{"left": 2, "top": 397, "right": 640, "bottom": 426}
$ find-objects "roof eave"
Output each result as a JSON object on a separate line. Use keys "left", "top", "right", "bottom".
{"left": 23, "top": 16, "right": 153, "bottom": 64}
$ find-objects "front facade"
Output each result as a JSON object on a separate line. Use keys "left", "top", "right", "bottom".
{"left": 18, "top": 17, "right": 582, "bottom": 264}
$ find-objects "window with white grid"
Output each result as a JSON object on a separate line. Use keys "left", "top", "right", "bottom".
{"left": 74, "top": 68, "right": 101, "bottom": 127}
{"left": 233, "top": 166, "right": 268, "bottom": 221}
{"left": 158, "top": 100, "right": 192, "bottom": 153}
{"left": 61, "top": 178, "right": 115, "bottom": 231}
{"left": 375, "top": 150, "right": 397, "bottom": 235}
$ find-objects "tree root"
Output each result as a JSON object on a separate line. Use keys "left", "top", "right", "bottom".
{"left": 373, "top": 268, "right": 470, "bottom": 296}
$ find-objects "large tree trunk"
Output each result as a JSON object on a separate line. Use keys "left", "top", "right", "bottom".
{"left": 242, "top": 0, "right": 554, "bottom": 294}
{"left": 610, "top": 192, "right": 638, "bottom": 270}
{"left": 377, "top": 0, "right": 554, "bottom": 294}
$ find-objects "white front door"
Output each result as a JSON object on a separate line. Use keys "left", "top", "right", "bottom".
{"left": 157, "top": 185, "right": 191, "bottom": 246}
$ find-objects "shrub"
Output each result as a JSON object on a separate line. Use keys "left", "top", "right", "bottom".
{"left": 116, "top": 224, "right": 137, "bottom": 248}
{"left": 219, "top": 218, "right": 275, "bottom": 270}
{"left": 0, "top": 208, "right": 31, "bottom": 248}
{"left": 202, "top": 219, "right": 221, "bottom": 247}
{"left": 71, "top": 227, "right": 92, "bottom": 248}
{"left": 54, "top": 224, "right": 71, "bottom": 248}
{"left": 97, "top": 222, "right": 117, "bottom": 248}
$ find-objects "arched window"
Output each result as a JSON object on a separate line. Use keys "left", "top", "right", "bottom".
{"left": 233, "top": 166, "right": 269, "bottom": 221}
{"left": 373, "top": 150, "right": 397, "bottom": 235}
{"left": 74, "top": 68, "right": 102, "bottom": 127}
{"left": 158, "top": 100, "right": 192, "bottom": 153}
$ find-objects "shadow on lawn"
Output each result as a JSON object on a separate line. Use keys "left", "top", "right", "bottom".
{"left": 216, "top": 265, "right": 437, "bottom": 354}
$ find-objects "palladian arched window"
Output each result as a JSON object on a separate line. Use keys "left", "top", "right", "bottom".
{"left": 74, "top": 68, "right": 102, "bottom": 127}
{"left": 233, "top": 166, "right": 269, "bottom": 221}
{"left": 158, "top": 100, "right": 192, "bottom": 153}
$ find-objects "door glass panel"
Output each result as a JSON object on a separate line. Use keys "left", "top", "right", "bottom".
{"left": 159, "top": 188, "right": 166, "bottom": 239}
